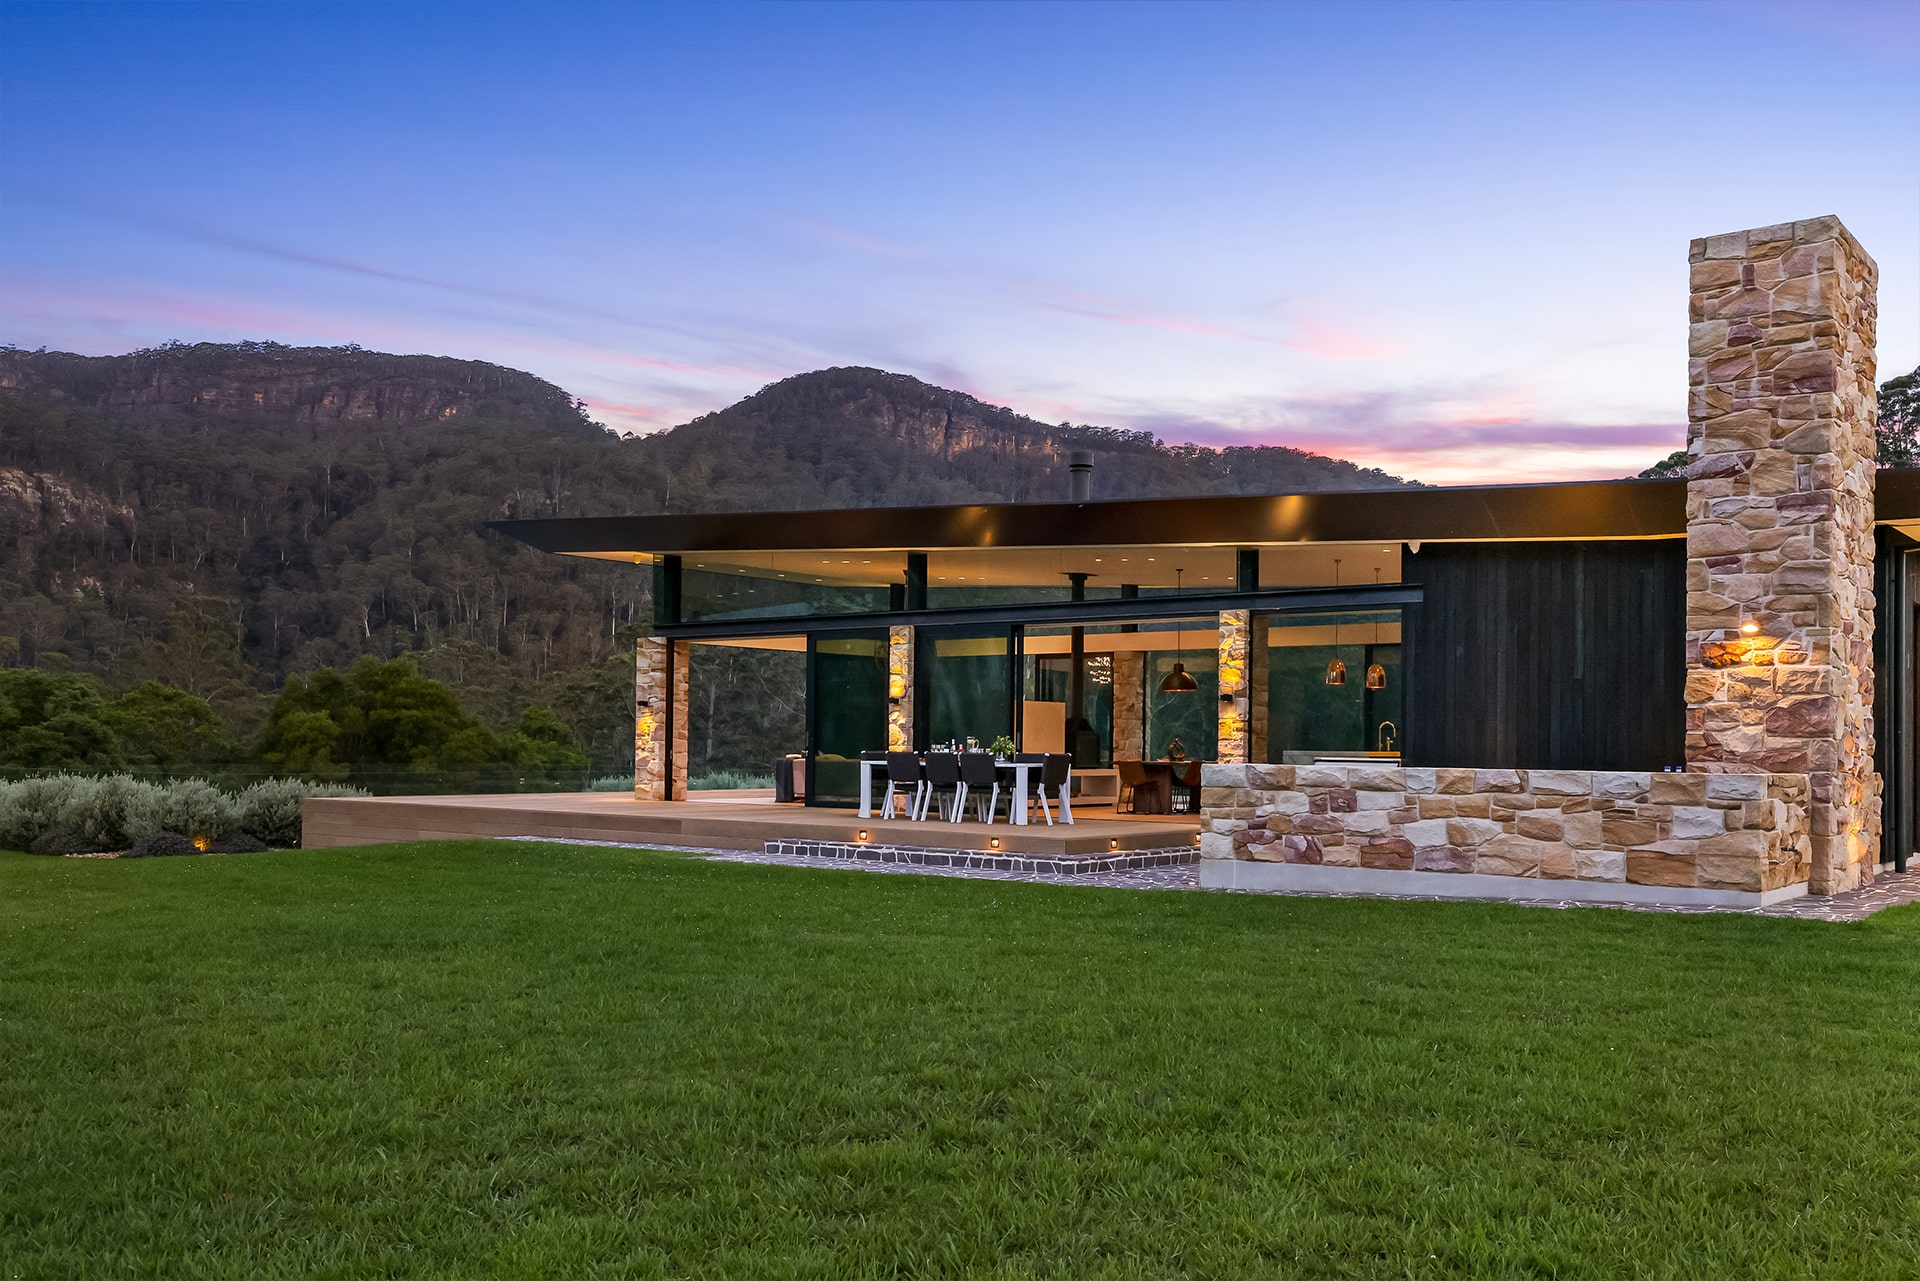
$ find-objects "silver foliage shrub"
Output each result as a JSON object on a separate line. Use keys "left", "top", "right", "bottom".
{"left": 235, "top": 779, "right": 364, "bottom": 848}
{"left": 67, "top": 775, "right": 168, "bottom": 850}
{"left": 0, "top": 776, "right": 84, "bottom": 851}
{"left": 145, "top": 780, "right": 241, "bottom": 844}
{"left": 0, "top": 775, "right": 366, "bottom": 852}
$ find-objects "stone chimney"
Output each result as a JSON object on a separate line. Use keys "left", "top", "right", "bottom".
{"left": 1683, "top": 216, "right": 1880, "bottom": 893}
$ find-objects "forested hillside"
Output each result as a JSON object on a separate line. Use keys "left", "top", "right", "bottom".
{"left": 0, "top": 341, "right": 1411, "bottom": 774}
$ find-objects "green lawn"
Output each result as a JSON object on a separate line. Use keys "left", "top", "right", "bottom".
{"left": 2, "top": 843, "right": 1917, "bottom": 1280}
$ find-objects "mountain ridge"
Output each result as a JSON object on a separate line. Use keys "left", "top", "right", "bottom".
{"left": 0, "top": 341, "right": 1413, "bottom": 766}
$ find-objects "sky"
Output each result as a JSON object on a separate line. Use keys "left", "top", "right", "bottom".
{"left": 2, "top": 1, "right": 1915, "bottom": 486}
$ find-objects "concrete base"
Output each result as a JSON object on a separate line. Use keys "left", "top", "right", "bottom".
{"left": 1200, "top": 858, "right": 1811, "bottom": 909}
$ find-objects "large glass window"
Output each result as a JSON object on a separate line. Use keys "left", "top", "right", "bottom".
{"left": 1021, "top": 628, "right": 1114, "bottom": 767}
{"left": 1261, "top": 611, "right": 1402, "bottom": 762}
{"left": 1143, "top": 647, "right": 1218, "bottom": 762}
{"left": 683, "top": 562, "right": 895, "bottom": 624}
{"left": 918, "top": 627, "right": 1013, "bottom": 750}
{"left": 808, "top": 633, "right": 888, "bottom": 806}
{"left": 685, "top": 638, "right": 806, "bottom": 789}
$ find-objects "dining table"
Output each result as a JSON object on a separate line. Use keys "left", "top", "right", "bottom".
{"left": 857, "top": 755, "right": 1061, "bottom": 825}
{"left": 1127, "top": 759, "right": 1203, "bottom": 814}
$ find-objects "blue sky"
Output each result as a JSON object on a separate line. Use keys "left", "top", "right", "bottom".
{"left": 3, "top": 0, "right": 1915, "bottom": 484}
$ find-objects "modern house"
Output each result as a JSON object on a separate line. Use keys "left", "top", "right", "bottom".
{"left": 491, "top": 216, "right": 1906, "bottom": 908}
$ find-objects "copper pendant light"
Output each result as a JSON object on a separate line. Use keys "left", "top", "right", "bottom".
{"left": 1160, "top": 661, "right": 1199, "bottom": 693}
{"left": 1364, "top": 567, "right": 1387, "bottom": 690}
{"left": 1324, "top": 558, "right": 1346, "bottom": 686}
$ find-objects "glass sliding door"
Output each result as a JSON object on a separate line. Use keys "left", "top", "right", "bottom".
{"left": 807, "top": 632, "right": 888, "bottom": 807}
{"left": 917, "top": 626, "right": 1014, "bottom": 751}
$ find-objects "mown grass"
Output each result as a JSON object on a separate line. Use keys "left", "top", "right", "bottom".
{"left": 2, "top": 841, "right": 1917, "bottom": 1280}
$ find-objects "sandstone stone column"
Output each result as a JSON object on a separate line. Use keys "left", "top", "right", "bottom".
{"left": 1217, "top": 610, "right": 1251, "bottom": 764}
{"left": 887, "top": 625, "right": 914, "bottom": 751}
{"left": 1112, "top": 650, "right": 1144, "bottom": 760}
{"left": 1684, "top": 215, "right": 1879, "bottom": 892}
{"left": 635, "top": 636, "right": 690, "bottom": 800}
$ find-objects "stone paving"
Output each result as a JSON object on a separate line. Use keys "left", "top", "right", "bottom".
{"left": 505, "top": 835, "right": 1919, "bottom": 921}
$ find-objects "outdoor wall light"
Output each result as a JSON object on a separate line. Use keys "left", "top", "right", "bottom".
{"left": 1109, "top": 838, "right": 1120, "bottom": 851}
{"left": 1741, "top": 621, "right": 1761, "bottom": 635}
{"left": 857, "top": 829, "right": 870, "bottom": 843}
{"left": 1219, "top": 692, "right": 1235, "bottom": 704}
{"left": 989, "top": 837, "right": 1002, "bottom": 850}
{"left": 637, "top": 699, "right": 652, "bottom": 709}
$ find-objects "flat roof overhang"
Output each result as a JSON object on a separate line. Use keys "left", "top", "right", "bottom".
{"left": 489, "top": 469, "right": 1920, "bottom": 561}
{"left": 490, "top": 477, "right": 1689, "bottom": 560}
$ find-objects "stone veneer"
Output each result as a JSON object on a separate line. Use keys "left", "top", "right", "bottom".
{"left": 1216, "top": 609, "right": 1251, "bottom": 764}
{"left": 1200, "top": 762, "right": 1809, "bottom": 899}
{"left": 887, "top": 625, "right": 914, "bottom": 751}
{"left": 1112, "top": 651, "right": 1144, "bottom": 758}
{"left": 1684, "top": 216, "right": 1880, "bottom": 893}
{"left": 634, "top": 636, "right": 689, "bottom": 800}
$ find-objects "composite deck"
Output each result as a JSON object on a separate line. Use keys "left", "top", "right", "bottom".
{"left": 302, "top": 791, "right": 1201, "bottom": 858}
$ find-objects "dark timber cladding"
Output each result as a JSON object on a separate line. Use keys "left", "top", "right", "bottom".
{"left": 1401, "top": 541, "right": 1686, "bottom": 772}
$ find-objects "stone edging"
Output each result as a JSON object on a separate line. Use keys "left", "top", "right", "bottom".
{"left": 764, "top": 839, "right": 1198, "bottom": 876}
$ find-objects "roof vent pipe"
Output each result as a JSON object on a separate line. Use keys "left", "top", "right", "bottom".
{"left": 1068, "top": 451, "right": 1094, "bottom": 502}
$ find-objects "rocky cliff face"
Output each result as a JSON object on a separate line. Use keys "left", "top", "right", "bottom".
{"left": 0, "top": 465, "right": 129, "bottom": 539}
{"left": 0, "top": 341, "right": 592, "bottom": 430}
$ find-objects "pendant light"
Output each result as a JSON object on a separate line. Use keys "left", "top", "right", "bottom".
{"left": 1365, "top": 567, "right": 1388, "bottom": 690}
{"left": 1324, "top": 558, "right": 1345, "bottom": 686}
{"left": 1159, "top": 661, "right": 1199, "bottom": 693}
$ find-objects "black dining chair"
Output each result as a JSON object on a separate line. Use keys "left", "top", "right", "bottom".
{"left": 881, "top": 751, "right": 924, "bottom": 820}
{"left": 1030, "top": 753, "right": 1073, "bottom": 825}
{"left": 1175, "top": 760, "right": 1203, "bottom": 814}
{"left": 957, "top": 751, "right": 1002, "bottom": 824}
{"left": 920, "top": 752, "right": 962, "bottom": 822}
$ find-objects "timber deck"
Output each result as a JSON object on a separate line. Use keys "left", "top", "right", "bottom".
{"left": 302, "top": 791, "right": 1201, "bottom": 858}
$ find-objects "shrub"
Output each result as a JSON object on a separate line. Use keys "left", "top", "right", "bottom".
{"left": 210, "top": 832, "right": 268, "bottom": 854}
{"left": 146, "top": 780, "right": 240, "bottom": 845}
{"left": 234, "top": 778, "right": 364, "bottom": 848}
{"left": 0, "top": 775, "right": 83, "bottom": 852}
{"left": 126, "top": 831, "right": 199, "bottom": 859}
{"left": 28, "top": 821, "right": 99, "bottom": 857}
{"left": 66, "top": 775, "right": 167, "bottom": 850}
{"left": 687, "top": 769, "right": 775, "bottom": 791}
{"left": 587, "top": 774, "right": 633, "bottom": 792}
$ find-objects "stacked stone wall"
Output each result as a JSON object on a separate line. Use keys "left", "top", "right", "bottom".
{"left": 1684, "top": 216, "right": 1880, "bottom": 892}
{"left": 1216, "top": 610, "right": 1251, "bottom": 764}
{"left": 887, "top": 626, "right": 914, "bottom": 751}
{"left": 1201, "top": 763, "right": 1809, "bottom": 894}
{"left": 634, "top": 636, "right": 690, "bottom": 801}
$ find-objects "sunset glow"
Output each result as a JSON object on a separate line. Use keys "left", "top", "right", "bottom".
{"left": 2, "top": 1, "right": 1914, "bottom": 484}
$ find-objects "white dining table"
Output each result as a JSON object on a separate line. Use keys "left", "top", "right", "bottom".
{"left": 857, "top": 756, "right": 1068, "bottom": 825}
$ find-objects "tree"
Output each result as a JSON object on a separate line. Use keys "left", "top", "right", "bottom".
{"left": 503, "top": 705, "right": 590, "bottom": 783}
{"left": 0, "top": 669, "right": 125, "bottom": 771}
{"left": 102, "top": 681, "right": 232, "bottom": 771}
{"left": 1639, "top": 449, "right": 1691, "bottom": 479}
{"left": 1877, "top": 365, "right": 1919, "bottom": 467}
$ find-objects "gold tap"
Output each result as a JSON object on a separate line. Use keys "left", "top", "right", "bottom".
{"left": 1377, "top": 721, "right": 1398, "bottom": 754}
